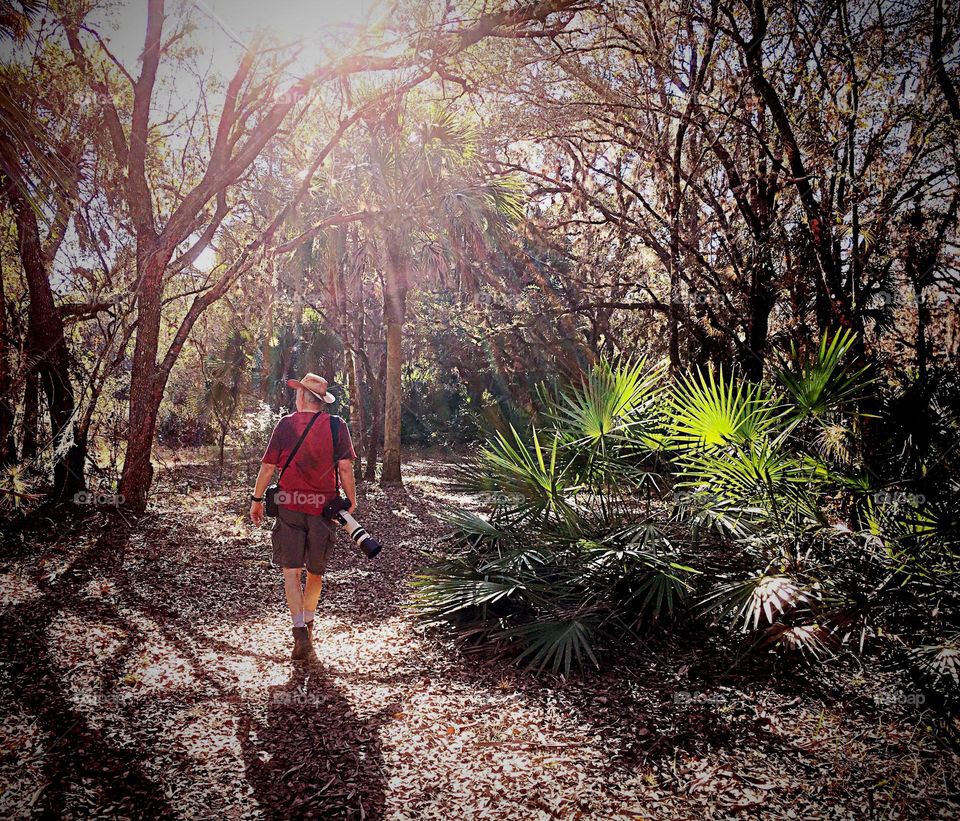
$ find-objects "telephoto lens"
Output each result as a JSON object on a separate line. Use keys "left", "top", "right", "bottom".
{"left": 335, "top": 510, "right": 382, "bottom": 559}
{"left": 322, "top": 497, "right": 382, "bottom": 559}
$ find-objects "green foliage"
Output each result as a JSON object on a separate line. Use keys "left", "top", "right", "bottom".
{"left": 414, "top": 357, "right": 696, "bottom": 674}
{"left": 773, "top": 330, "right": 873, "bottom": 421}
{"left": 669, "top": 368, "right": 781, "bottom": 449}
{"left": 415, "top": 334, "right": 960, "bottom": 689}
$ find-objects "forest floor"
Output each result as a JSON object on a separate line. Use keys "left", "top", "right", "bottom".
{"left": 0, "top": 451, "right": 957, "bottom": 820}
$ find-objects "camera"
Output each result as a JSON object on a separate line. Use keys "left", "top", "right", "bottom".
{"left": 322, "top": 496, "right": 382, "bottom": 559}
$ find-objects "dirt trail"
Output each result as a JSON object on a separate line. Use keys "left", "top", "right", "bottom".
{"left": 0, "top": 455, "right": 956, "bottom": 819}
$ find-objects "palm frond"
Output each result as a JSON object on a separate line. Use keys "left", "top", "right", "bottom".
{"left": 909, "top": 636, "right": 960, "bottom": 687}
{"left": 547, "top": 357, "right": 667, "bottom": 450}
{"left": 670, "top": 367, "right": 781, "bottom": 451}
{"left": 773, "top": 329, "right": 872, "bottom": 420}
{"left": 412, "top": 568, "right": 526, "bottom": 619}
{"left": 756, "top": 623, "right": 838, "bottom": 661}
{"left": 700, "top": 574, "right": 813, "bottom": 632}
{"left": 454, "top": 424, "right": 579, "bottom": 524}
{"left": 509, "top": 618, "right": 600, "bottom": 674}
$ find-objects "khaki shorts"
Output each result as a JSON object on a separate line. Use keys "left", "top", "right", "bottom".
{"left": 271, "top": 506, "right": 336, "bottom": 575}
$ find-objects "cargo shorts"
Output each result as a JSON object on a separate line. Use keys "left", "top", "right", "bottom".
{"left": 271, "top": 506, "right": 337, "bottom": 575}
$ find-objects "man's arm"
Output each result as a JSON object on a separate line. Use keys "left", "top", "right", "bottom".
{"left": 338, "top": 459, "right": 356, "bottom": 514}
{"left": 250, "top": 462, "right": 276, "bottom": 525}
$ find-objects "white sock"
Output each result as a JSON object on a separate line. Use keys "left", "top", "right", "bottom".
{"left": 304, "top": 610, "right": 315, "bottom": 625}
{"left": 292, "top": 613, "right": 306, "bottom": 628}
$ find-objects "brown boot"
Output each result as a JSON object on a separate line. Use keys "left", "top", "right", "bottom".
{"left": 291, "top": 626, "right": 311, "bottom": 661}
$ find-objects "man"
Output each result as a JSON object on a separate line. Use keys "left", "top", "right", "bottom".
{"left": 250, "top": 372, "right": 357, "bottom": 661}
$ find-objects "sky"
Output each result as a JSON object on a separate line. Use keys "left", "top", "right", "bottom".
{"left": 91, "top": 0, "right": 393, "bottom": 78}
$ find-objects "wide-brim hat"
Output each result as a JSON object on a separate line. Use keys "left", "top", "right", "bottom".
{"left": 287, "top": 372, "right": 336, "bottom": 404}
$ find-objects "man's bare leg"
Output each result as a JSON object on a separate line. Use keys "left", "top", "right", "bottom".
{"left": 303, "top": 572, "right": 323, "bottom": 635}
{"left": 282, "top": 568, "right": 305, "bottom": 625}
{"left": 303, "top": 572, "right": 323, "bottom": 612}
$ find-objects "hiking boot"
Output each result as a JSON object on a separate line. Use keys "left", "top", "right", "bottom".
{"left": 305, "top": 619, "right": 315, "bottom": 643}
{"left": 291, "top": 626, "right": 314, "bottom": 661}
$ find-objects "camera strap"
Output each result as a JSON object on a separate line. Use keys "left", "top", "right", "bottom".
{"left": 278, "top": 411, "right": 322, "bottom": 482}
{"left": 331, "top": 415, "right": 342, "bottom": 497}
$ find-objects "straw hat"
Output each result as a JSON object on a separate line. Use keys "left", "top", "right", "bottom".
{"left": 286, "top": 372, "right": 335, "bottom": 404}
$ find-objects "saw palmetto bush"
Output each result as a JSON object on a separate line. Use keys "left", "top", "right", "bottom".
{"left": 413, "top": 359, "right": 696, "bottom": 673}
{"left": 414, "top": 334, "right": 959, "bottom": 685}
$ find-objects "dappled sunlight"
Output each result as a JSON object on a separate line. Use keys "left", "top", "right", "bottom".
{"left": 46, "top": 614, "right": 127, "bottom": 719}
{"left": 3, "top": 0, "right": 957, "bottom": 815}
{"left": 2, "top": 449, "right": 957, "bottom": 818}
{"left": 167, "top": 702, "right": 246, "bottom": 762}
{"left": 376, "top": 672, "right": 613, "bottom": 819}
{"left": 0, "top": 571, "right": 43, "bottom": 607}
{"left": 119, "top": 637, "right": 198, "bottom": 694}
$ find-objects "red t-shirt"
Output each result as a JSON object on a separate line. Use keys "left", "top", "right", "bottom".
{"left": 262, "top": 412, "right": 356, "bottom": 515}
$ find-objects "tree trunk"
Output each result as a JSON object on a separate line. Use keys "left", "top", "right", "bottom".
{"left": 345, "top": 349, "right": 364, "bottom": 478}
{"left": 742, "top": 257, "right": 776, "bottom": 382}
{"left": 218, "top": 425, "right": 227, "bottom": 475}
{"left": 4, "top": 175, "right": 85, "bottom": 500}
{"left": 260, "top": 267, "right": 275, "bottom": 401}
{"left": 381, "top": 316, "right": 404, "bottom": 484}
{"left": 119, "top": 252, "right": 167, "bottom": 513}
{"left": 364, "top": 347, "right": 386, "bottom": 482}
{"left": 0, "top": 264, "right": 15, "bottom": 464}
{"left": 20, "top": 373, "right": 38, "bottom": 462}
{"left": 378, "top": 226, "right": 408, "bottom": 486}
{"left": 350, "top": 230, "right": 367, "bottom": 482}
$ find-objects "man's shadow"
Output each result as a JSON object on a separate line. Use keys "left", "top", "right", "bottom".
{"left": 239, "top": 659, "right": 387, "bottom": 820}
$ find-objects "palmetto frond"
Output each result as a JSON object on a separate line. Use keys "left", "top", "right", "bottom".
{"left": 547, "top": 357, "right": 667, "bottom": 449}
{"left": 773, "top": 329, "right": 872, "bottom": 420}
{"left": 0, "top": 85, "right": 76, "bottom": 223}
{"left": 909, "top": 636, "right": 960, "bottom": 686}
{"left": 677, "top": 437, "right": 824, "bottom": 528}
{"left": 411, "top": 566, "right": 527, "bottom": 620}
{"left": 415, "top": 107, "right": 478, "bottom": 167}
{"left": 484, "top": 175, "right": 525, "bottom": 224}
{"left": 509, "top": 618, "right": 600, "bottom": 674}
{"left": 670, "top": 368, "right": 782, "bottom": 450}
{"left": 757, "top": 623, "right": 838, "bottom": 661}
{"left": 452, "top": 424, "right": 580, "bottom": 526}
{"left": 579, "top": 529, "right": 696, "bottom": 621}
{"left": 439, "top": 508, "right": 512, "bottom": 548}
{"left": 700, "top": 574, "right": 813, "bottom": 632}
{"left": 0, "top": 1, "right": 42, "bottom": 41}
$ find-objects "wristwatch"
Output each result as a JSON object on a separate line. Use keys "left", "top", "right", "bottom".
{"left": 250, "top": 495, "right": 264, "bottom": 502}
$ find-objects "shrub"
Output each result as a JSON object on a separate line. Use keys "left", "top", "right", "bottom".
{"left": 414, "top": 334, "right": 960, "bottom": 690}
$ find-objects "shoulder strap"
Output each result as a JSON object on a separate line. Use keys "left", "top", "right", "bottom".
{"left": 330, "top": 415, "right": 342, "bottom": 495}
{"left": 278, "top": 411, "right": 322, "bottom": 479}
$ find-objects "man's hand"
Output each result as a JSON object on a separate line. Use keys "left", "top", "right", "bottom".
{"left": 250, "top": 463, "right": 276, "bottom": 527}
{"left": 347, "top": 498, "right": 356, "bottom": 515}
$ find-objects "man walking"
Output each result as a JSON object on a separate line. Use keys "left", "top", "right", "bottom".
{"left": 250, "top": 372, "right": 356, "bottom": 661}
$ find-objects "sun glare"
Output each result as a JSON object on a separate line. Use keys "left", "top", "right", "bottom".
{"left": 194, "top": 246, "right": 218, "bottom": 272}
